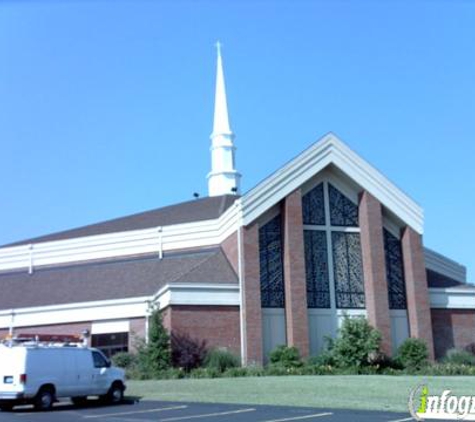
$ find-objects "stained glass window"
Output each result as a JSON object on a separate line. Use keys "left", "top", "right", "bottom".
{"left": 304, "top": 230, "right": 331, "bottom": 308}
{"left": 302, "top": 183, "right": 325, "bottom": 225}
{"left": 332, "top": 232, "right": 365, "bottom": 308}
{"left": 259, "top": 215, "right": 285, "bottom": 308}
{"left": 329, "top": 184, "right": 358, "bottom": 227}
{"left": 384, "top": 229, "right": 407, "bottom": 309}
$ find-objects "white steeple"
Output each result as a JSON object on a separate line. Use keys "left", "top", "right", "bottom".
{"left": 207, "top": 42, "right": 241, "bottom": 197}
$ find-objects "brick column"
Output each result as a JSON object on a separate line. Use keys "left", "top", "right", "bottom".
{"left": 240, "top": 223, "right": 263, "bottom": 365}
{"left": 401, "top": 227, "right": 435, "bottom": 360}
{"left": 358, "top": 191, "right": 392, "bottom": 355}
{"left": 282, "top": 189, "right": 310, "bottom": 358}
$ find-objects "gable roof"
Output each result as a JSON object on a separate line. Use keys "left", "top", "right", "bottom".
{"left": 5, "top": 195, "right": 238, "bottom": 247}
{"left": 0, "top": 248, "right": 237, "bottom": 311}
{"left": 240, "top": 133, "right": 424, "bottom": 233}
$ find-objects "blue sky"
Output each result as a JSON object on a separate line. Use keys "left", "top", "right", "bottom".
{"left": 1, "top": 0, "right": 474, "bottom": 281}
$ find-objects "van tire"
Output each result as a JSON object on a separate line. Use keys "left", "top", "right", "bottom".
{"left": 34, "top": 387, "right": 55, "bottom": 411}
{"left": 0, "top": 403, "right": 14, "bottom": 412}
{"left": 106, "top": 381, "right": 124, "bottom": 404}
{"left": 71, "top": 396, "right": 88, "bottom": 406}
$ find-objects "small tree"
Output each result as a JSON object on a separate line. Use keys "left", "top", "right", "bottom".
{"left": 137, "top": 310, "right": 171, "bottom": 375}
{"left": 171, "top": 331, "right": 208, "bottom": 372}
{"left": 332, "top": 316, "right": 382, "bottom": 368}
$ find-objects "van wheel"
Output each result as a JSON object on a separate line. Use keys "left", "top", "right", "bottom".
{"left": 107, "top": 382, "right": 124, "bottom": 404}
{"left": 71, "top": 396, "right": 88, "bottom": 407}
{"left": 0, "top": 403, "right": 14, "bottom": 412}
{"left": 34, "top": 387, "right": 55, "bottom": 411}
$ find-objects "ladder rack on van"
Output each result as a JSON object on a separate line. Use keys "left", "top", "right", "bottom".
{"left": 1, "top": 333, "right": 84, "bottom": 348}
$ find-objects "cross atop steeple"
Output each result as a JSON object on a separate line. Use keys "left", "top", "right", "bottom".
{"left": 207, "top": 43, "right": 241, "bottom": 197}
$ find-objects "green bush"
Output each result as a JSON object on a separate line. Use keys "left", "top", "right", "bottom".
{"left": 268, "top": 345, "right": 303, "bottom": 368}
{"left": 443, "top": 348, "right": 475, "bottom": 366}
{"left": 205, "top": 349, "right": 240, "bottom": 373}
{"left": 136, "top": 310, "right": 171, "bottom": 376}
{"left": 418, "top": 363, "right": 475, "bottom": 376}
{"left": 112, "top": 352, "right": 137, "bottom": 369}
{"left": 308, "top": 350, "right": 335, "bottom": 367}
{"left": 189, "top": 367, "right": 221, "bottom": 378}
{"left": 395, "top": 338, "right": 429, "bottom": 370}
{"left": 331, "top": 317, "right": 382, "bottom": 368}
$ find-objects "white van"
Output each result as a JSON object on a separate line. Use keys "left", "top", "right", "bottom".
{"left": 0, "top": 343, "right": 126, "bottom": 411}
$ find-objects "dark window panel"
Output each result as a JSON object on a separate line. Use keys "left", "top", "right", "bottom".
{"left": 329, "top": 184, "right": 359, "bottom": 227}
{"left": 332, "top": 232, "right": 365, "bottom": 308}
{"left": 302, "top": 183, "right": 326, "bottom": 225}
{"left": 384, "top": 229, "right": 407, "bottom": 309}
{"left": 304, "top": 230, "right": 331, "bottom": 308}
{"left": 259, "top": 215, "right": 285, "bottom": 308}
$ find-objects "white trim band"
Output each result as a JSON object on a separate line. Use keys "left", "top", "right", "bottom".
{"left": 0, "top": 284, "right": 240, "bottom": 330}
{"left": 430, "top": 287, "right": 475, "bottom": 309}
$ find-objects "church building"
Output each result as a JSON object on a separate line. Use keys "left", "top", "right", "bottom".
{"left": 0, "top": 47, "right": 473, "bottom": 364}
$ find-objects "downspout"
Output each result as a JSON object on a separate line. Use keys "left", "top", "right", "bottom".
{"left": 145, "top": 300, "right": 152, "bottom": 344}
{"left": 28, "top": 244, "right": 34, "bottom": 275}
{"left": 9, "top": 309, "right": 14, "bottom": 338}
{"left": 236, "top": 200, "right": 247, "bottom": 366}
{"left": 157, "top": 227, "right": 163, "bottom": 259}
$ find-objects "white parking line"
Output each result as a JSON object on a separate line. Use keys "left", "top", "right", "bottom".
{"left": 386, "top": 418, "right": 414, "bottom": 422}
{"left": 261, "top": 412, "right": 333, "bottom": 422}
{"left": 83, "top": 405, "right": 188, "bottom": 419}
{"left": 159, "top": 407, "right": 256, "bottom": 421}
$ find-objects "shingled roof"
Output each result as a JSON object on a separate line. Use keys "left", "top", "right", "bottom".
{"left": 5, "top": 195, "right": 238, "bottom": 247}
{"left": 0, "top": 248, "right": 238, "bottom": 311}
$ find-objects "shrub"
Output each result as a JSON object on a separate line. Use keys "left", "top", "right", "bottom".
{"left": 112, "top": 352, "right": 137, "bottom": 369}
{"left": 189, "top": 367, "right": 221, "bottom": 378}
{"left": 205, "top": 349, "right": 240, "bottom": 373}
{"left": 171, "top": 331, "right": 208, "bottom": 372}
{"left": 331, "top": 317, "right": 382, "bottom": 368}
{"left": 396, "top": 338, "right": 429, "bottom": 370}
{"left": 308, "top": 350, "right": 335, "bottom": 367}
{"left": 269, "top": 345, "right": 303, "bottom": 368}
{"left": 443, "top": 348, "right": 475, "bottom": 366}
{"left": 137, "top": 310, "right": 171, "bottom": 376}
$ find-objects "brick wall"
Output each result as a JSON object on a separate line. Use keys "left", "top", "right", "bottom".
{"left": 431, "top": 309, "right": 475, "bottom": 359}
{"left": 282, "top": 189, "right": 309, "bottom": 358}
{"left": 221, "top": 231, "right": 239, "bottom": 275}
{"left": 402, "top": 227, "right": 435, "bottom": 359}
{"left": 129, "top": 317, "right": 146, "bottom": 352}
{"left": 167, "top": 305, "right": 241, "bottom": 356}
{"left": 358, "top": 191, "right": 392, "bottom": 355}
{"left": 241, "top": 223, "right": 263, "bottom": 365}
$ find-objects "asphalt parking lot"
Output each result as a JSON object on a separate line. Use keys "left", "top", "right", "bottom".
{"left": 0, "top": 399, "right": 425, "bottom": 422}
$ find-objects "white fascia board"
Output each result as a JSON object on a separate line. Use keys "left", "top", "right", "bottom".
{"left": 240, "top": 133, "right": 424, "bottom": 234}
{"left": 430, "top": 287, "right": 475, "bottom": 309}
{"left": 0, "top": 205, "right": 240, "bottom": 273}
{"left": 153, "top": 283, "right": 240, "bottom": 309}
{"left": 424, "top": 247, "right": 467, "bottom": 283}
{"left": 0, "top": 297, "right": 150, "bottom": 330}
{"left": 91, "top": 320, "right": 131, "bottom": 335}
{"left": 0, "top": 283, "right": 241, "bottom": 331}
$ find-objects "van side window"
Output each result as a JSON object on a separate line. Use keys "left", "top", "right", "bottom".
{"left": 92, "top": 351, "right": 108, "bottom": 368}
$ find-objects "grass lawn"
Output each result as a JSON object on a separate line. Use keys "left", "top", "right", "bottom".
{"left": 127, "top": 375, "right": 475, "bottom": 413}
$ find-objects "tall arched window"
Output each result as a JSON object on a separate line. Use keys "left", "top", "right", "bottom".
{"left": 303, "top": 182, "right": 365, "bottom": 309}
